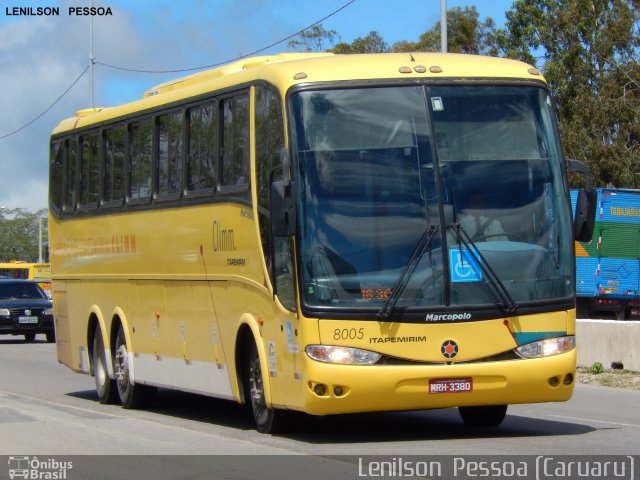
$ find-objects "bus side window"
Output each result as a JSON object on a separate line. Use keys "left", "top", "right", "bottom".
{"left": 187, "top": 102, "right": 216, "bottom": 192}
{"left": 157, "top": 111, "right": 184, "bottom": 198}
{"left": 49, "top": 141, "right": 64, "bottom": 212}
{"left": 129, "top": 118, "right": 153, "bottom": 202}
{"left": 64, "top": 138, "right": 78, "bottom": 213}
{"left": 104, "top": 125, "right": 126, "bottom": 205}
{"left": 79, "top": 133, "right": 100, "bottom": 209}
{"left": 220, "top": 94, "right": 249, "bottom": 190}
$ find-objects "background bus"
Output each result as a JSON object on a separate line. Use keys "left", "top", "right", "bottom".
{"left": 0, "top": 261, "right": 52, "bottom": 298}
{"left": 572, "top": 188, "right": 640, "bottom": 320}
{"left": 49, "top": 52, "right": 594, "bottom": 433}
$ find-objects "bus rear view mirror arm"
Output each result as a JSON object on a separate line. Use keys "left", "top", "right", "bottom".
{"left": 568, "top": 159, "right": 596, "bottom": 242}
{"left": 270, "top": 147, "right": 296, "bottom": 237}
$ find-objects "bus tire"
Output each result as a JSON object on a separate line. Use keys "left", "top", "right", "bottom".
{"left": 92, "top": 325, "right": 117, "bottom": 404}
{"left": 459, "top": 404, "right": 507, "bottom": 427}
{"left": 114, "top": 326, "right": 156, "bottom": 409}
{"left": 245, "top": 340, "right": 289, "bottom": 434}
{"left": 46, "top": 331, "right": 56, "bottom": 343}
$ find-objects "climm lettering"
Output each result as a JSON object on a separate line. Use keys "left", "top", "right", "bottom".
{"left": 5, "top": 6, "right": 60, "bottom": 15}
{"left": 610, "top": 206, "right": 640, "bottom": 217}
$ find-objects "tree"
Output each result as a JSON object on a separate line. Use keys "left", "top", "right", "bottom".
{"left": 287, "top": 24, "right": 338, "bottom": 52}
{"left": 332, "top": 31, "right": 388, "bottom": 54}
{"left": 499, "top": 0, "right": 640, "bottom": 188}
{"left": 391, "top": 6, "right": 500, "bottom": 55}
{"left": 0, "top": 208, "right": 48, "bottom": 262}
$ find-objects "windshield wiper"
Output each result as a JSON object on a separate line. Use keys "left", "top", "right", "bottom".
{"left": 447, "top": 223, "right": 519, "bottom": 314}
{"left": 378, "top": 224, "right": 439, "bottom": 319}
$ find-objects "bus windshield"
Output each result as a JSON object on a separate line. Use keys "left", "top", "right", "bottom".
{"left": 290, "top": 84, "right": 573, "bottom": 316}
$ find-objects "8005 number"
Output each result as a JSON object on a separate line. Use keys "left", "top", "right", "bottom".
{"left": 333, "top": 328, "right": 365, "bottom": 341}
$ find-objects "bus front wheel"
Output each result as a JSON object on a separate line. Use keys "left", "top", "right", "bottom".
{"left": 245, "top": 340, "right": 289, "bottom": 434}
{"left": 459, "top": 405, "right": 507, "bottom": 427}
{"left": 114, "top": 326, "right": 156, "bottom": 409}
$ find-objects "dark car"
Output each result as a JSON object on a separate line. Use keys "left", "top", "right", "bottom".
{"left": 0, "top": 279, "right": 55, "bottom": 342}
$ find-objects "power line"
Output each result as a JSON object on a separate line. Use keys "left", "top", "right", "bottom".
{"left": 95, "top": 0, "right": 356, "bottom": 74}
{"left": 0, "top": 65, "right": 90, "bottom": 141}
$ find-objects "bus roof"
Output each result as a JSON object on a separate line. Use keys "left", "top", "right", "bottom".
{"left": 51, "top": 52, "right": 544, "bottom": 135}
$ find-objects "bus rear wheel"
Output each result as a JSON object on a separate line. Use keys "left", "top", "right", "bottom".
{"left": 246, "top": 340, "right": 289, "bottom": 434}
{"left": 114, "top": 326, "right": 156, "bottom": 409}
{"left": 459, "top": 405, "right": 507, "bottom": 427}
{"left": 92, "top": 325, "right": 117, "bottom": 404}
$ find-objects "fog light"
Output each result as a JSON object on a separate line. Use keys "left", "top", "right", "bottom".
{"left": 563, "top": 373, "right": 574, "bottom": 385}
{"left": 549, "top": 376, "right": 559, "bottom": 387}
{"left": 313, "top": 383, "right": 327, "bottom": 396}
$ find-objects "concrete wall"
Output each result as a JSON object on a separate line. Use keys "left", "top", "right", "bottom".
{"left": 576, "top": 319, "right": 640, "bottom": 371}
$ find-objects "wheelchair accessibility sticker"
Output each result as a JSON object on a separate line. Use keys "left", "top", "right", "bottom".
{"left": 450, "top": 248, "right": 483, "bottom": 282}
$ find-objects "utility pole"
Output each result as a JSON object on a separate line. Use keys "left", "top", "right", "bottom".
{"left": 89, "top": 0, "right": 95, "bottom": 108}
{"left": 38, "top": 217, "right": 43, "bottom": 263}
{"left": 440, "top": 0, "right": 447, "bottom": 53}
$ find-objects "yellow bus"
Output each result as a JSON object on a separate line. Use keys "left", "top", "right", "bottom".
{"left": 49, "top": 52, "right": 595, "bottom": 433}
{"left": 0, "top": 261, "right": 52, "bottom": 297}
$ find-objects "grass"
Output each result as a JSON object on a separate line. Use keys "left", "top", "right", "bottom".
{"left": 576, "top": 366, "right": 640, "bottom": 390}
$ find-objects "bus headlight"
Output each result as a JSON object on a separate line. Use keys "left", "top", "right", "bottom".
{"left": 0, "top": 308, "right": 9, "bottom": 317}
{"left": 305, "top": 345, "right": 381, "bottom": 365}
{"left": 515, "top": 336, "right": 575, "bottom": 358}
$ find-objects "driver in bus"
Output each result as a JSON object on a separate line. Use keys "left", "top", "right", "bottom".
{"left": 459, "top": 190, "right": 506, "bottom": 241}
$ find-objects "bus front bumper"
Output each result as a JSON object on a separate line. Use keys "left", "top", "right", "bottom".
{"left": 297, "top": 350, "right": 576, "bottom": 415}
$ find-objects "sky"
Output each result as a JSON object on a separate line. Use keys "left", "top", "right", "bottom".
{"left": 0, "top": 0, "right": 516, "bottom": 212}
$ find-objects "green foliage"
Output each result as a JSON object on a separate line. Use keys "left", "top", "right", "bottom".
{"left": 0, "top": 208, "right": 48, "bottom": 262}
{"left": 332, "top": 31, "right": 388, "bottom": 54}
{"left": 390, "top": 6, "right": 500, "bottom": 55}
{"left": 287, "top": 24, "right": 338, "bottom": 53}
{"left": 588, "top": 362, "right": 605, "bottom": 374}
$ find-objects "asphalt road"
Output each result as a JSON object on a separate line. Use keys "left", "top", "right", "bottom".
{"left": 0, "top": 335, "right": 638, "bottom": 478}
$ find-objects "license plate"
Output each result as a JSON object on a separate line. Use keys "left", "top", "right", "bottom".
{"left": 18, "top": 316, "right": 38, "bottom": 324}
{"left": 429, "top": 377, "right": 473, "bottom": 394}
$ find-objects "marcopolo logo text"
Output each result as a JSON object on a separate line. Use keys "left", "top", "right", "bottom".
{"left": 425, "top": 312, "right": 472, "bottom": 322}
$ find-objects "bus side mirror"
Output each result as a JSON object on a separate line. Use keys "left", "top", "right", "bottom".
{"left": 270, "top": 148, "right": 295, "bottom": 237}
{"left": 568, "top": 159, "right": 596, "bottom": 242}
{"left": 574, "top": 188, "right": 596, "bottom": 242}
{"left": 271, "top": 180, "right": 295, "bottom": 237}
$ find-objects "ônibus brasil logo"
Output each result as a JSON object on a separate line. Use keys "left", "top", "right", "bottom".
{"left": 8, "top": 456, "right": 73, "bottom": 480}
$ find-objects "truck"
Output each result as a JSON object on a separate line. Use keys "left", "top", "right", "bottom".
{"left": 571, "top": 188, "right": 640, "bottom": 320}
